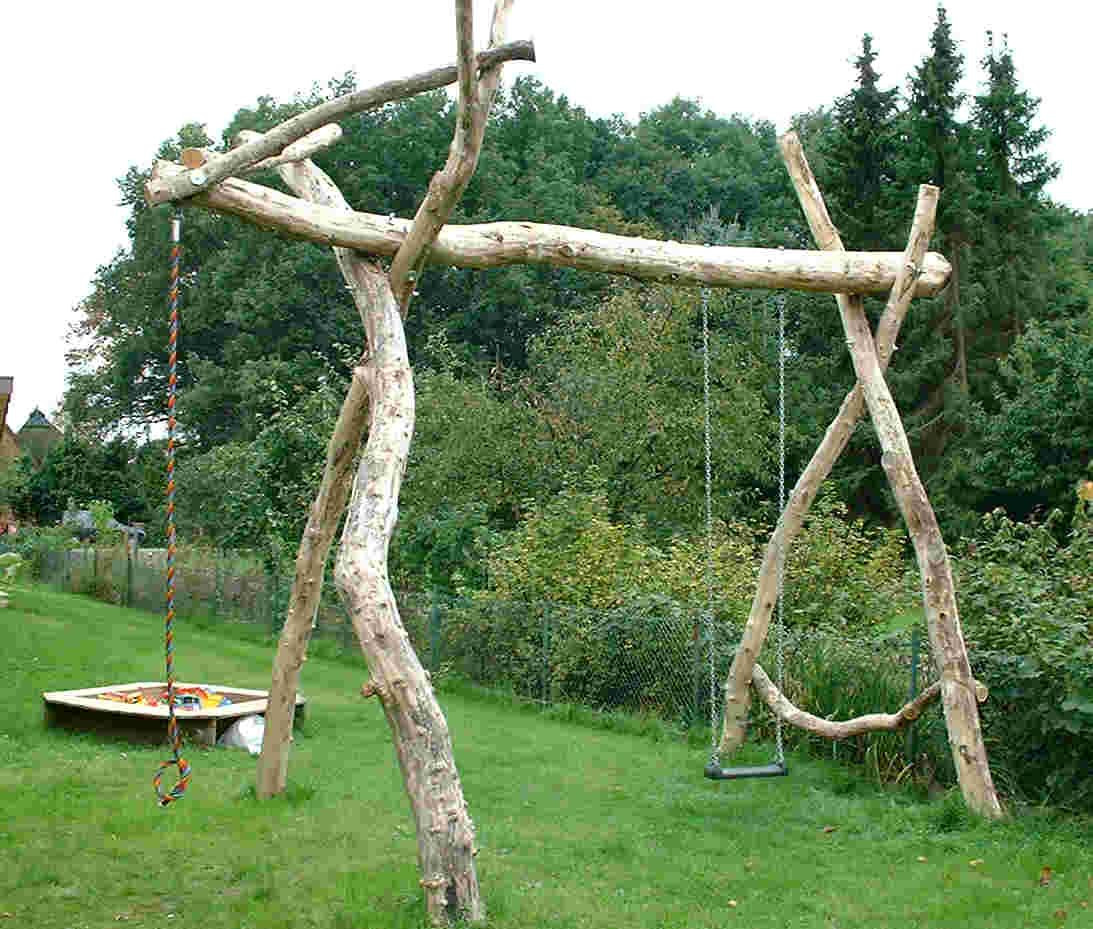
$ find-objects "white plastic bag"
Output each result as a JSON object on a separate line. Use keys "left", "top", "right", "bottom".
{"left": 217, "top": 714, "right": 265, "bottom": 755}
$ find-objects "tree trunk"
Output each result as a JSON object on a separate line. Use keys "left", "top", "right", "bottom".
{"left": 333, "top": 271, "right": 482, "bottom": 925}
{"left": 779, "top": 132, "right": 1003, "bottom": 819}
{"left": 949, "top": 241, "right": 969, "bottom": 396}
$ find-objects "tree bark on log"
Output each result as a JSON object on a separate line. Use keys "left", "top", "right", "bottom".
{"left": 333, "top": 270, "right": 483, "bottom": 925}
{"left": 146, "top": 162, "right": 953, "bottom": 298}
{"left": 778, "top": 132, "right": 1003, "bottom": 819}
{"left": 719, "top": 183, "right": 939, "bottom": 755}
{"left": 251, "top": 3, "right": 515, "bottom": 914}
{"left": 144, "top": 39, "right": 535, "bottom": 205}
{"left": 250, "top": 132, "right": 381, "bottom": 800}
{"left": 750, "top": 663, "right": 987, "bottom": 740}
{"left": 389, "top": 0, "right": 513, "bottom": 311}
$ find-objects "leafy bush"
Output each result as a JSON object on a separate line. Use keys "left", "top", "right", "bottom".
{"left": 955, "top": 500, "right": 1093, "bottom": 810}
{"left": 390, "top": 502, "right": 498, "bottom": 594}
{"left": 175, "top": 379, "right": 341, "bottom": 558}
{"left": 485, "top": 486, "right": 665, "bottom": 608}
{"left": 2, "top": 526, "right": 76, "bottom": 578}
{"left": 784, "top": 491, "right": 915, "bottom": 630}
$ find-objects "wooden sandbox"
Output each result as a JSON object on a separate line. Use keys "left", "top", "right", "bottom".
{"left": 42, "top": 682, "right": 306, "bottom": 746}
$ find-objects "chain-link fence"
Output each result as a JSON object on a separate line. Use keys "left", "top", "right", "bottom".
{"left": 29, "top": 543, "right": 937, "bottom": 765}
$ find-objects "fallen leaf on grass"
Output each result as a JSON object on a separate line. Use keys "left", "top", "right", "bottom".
{"left": 727, "top": 900, "right": 738, "bottom": 908}
{"left": 1040, "top": 866, "right": 1054, "bottom": 887}
{"left": 916, "top": 856, "right": 928, "bottom": 863}
{"left": 822, "top": 825, "right": 838, "bottom": 834}
{"left": 969, "top": 859, "right": 984, "bottom": 867}
{"left": 1053, "top": 909, "right": 1066, "bottom": 921}
{"left": 0, "top": 914, "right": 13, "bottom": 920}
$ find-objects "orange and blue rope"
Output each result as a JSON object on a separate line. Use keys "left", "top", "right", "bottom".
{"left": 154, "top": 209, "right": 192, "bottom": 807}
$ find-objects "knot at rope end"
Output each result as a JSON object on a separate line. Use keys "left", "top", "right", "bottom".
{"left": 153, "top": 756, "right": 192, "bottom": 807}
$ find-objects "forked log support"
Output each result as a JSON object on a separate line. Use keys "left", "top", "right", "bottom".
{"left": 252, "top": 130, "right": 380, "bottom": 801}
{"left": 332, "top": 270, "right": 484, "bottom": 926}
{"left": 750, "top": 662, "right": 987, "bottom": 740}
{"left": 778, "top": 132, "right": 1002, "bottom": 819}
{"left": 389, "top": 0, "right": 514, "bottom": 313}
{"left": 720, "top": 182, "right": 940, "bottom": 755}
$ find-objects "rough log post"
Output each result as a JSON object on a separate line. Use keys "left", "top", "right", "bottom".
{"left": 250, "top": 131, "right": 381, "bottom": 800}
{"left": 332, "top": 5, "right": 512, "bottom": 920}
{"left": 144, "top": 39, "right": 535, "bottom": 205}
{"left": 147, "top": 162, "right": 953, "bottom": 298}
{"left": 719, "top": 183, "right": 939, "bottom": 754}
{"left": 779, "top": 132, "right": 1003, "bottom": 819}
{"left": 257, "top": 369, "right": 369, "bottom": 797}
{"left": 333, "top": 269, "right": 483, "bottom": 925}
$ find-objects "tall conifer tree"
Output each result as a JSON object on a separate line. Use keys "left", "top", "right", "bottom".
{"left": 970, "top": 33, "right": 1059, "bottom": 347}
{"left": 896, "top": 3, "right": 972, "bottom": 468}
{"left": 822, "top": 34, "right": 901, "bottom": 252}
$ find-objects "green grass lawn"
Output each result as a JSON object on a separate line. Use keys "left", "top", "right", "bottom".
{"left": 1, "top": 585, "right": 1089, "bottom": 928}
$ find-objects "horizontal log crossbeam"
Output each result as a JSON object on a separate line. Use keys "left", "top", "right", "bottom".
{"left": 147, "top": 162, "right": 950, "bottom": 296}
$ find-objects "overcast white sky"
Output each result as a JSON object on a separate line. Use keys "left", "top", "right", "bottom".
{"left": 2, "top": 0, "right": 1088, "bottom": 431}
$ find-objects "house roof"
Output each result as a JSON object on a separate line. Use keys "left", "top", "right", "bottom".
{"left": 21, "top": 408, "right": 54, "bottom": 430}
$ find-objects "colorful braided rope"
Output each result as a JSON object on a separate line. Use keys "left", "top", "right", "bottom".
{"left": 154, "top": 209, "right": 191, "bottom": 807}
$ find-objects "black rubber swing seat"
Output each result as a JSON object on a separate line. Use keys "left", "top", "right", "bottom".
{"left": 704, "top": 761, "right": 789, "bottom": 780}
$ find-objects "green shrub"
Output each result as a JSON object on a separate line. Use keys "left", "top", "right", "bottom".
{"left": 784, "top": 491, "right": 915, "bottom": 630}
{"left": 955, "top": 504, "right": 1093, "bottom": 810}
{"left": 3, "top": 526, "right": 76, "bottom": 578}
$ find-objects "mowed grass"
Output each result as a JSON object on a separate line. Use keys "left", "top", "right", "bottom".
{"left": 1, "top": 586, "right": 1090, "bottom": 929}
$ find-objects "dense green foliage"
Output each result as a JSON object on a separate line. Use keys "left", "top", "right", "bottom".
{"left": 957, "top": 501, "right": 1093, "bottom": 809}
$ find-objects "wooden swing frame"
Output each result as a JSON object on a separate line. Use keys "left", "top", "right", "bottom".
{"left": 141, "top": 1, "right": 1003, "bottom": 921}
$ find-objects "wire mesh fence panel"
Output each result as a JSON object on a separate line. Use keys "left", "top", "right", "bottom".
{"left": 21, "top": 539, "right": 942, "bottom": 767}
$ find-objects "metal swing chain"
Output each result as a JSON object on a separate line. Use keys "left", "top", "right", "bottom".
{"left": 153, "top": 208, "right": 192, "bottom": 807}
{"left": 774, "top": 291, "right": 787, "bottom": 767}
{"left": 702, "top": 287, "right": 719, "bottom": 767}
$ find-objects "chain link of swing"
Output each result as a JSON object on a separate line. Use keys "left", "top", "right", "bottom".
{"left": 702, "top": 287, "right": 787, "bottom": 769}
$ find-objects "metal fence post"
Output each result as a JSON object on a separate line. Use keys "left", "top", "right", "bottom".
{"left": 691, "top": 612, "right": 703, "bottom": 728}
{"left": 125, "top": 542, "right": 133, "bottom": 608}
{"left": 907, "top": 628, "right": 920, "bottom": 764}
{"left": 429, "top": 589, "right": 442, "bottom": 672}
{"left": 541, "top": 604, "right": 552, "bottom": 706}
{"left": 212, "top": 552, "right": 221, "bottom": 618}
